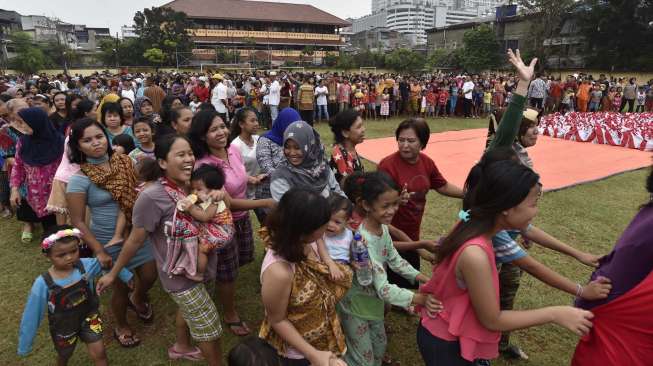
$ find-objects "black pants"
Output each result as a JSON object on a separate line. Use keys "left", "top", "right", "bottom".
{"left": 299, "top": 109, "right": 314, "bottom": 126}
{"left": 463, "top": 98, "right": 473, "bottom": 117}
{"left": 530, "top": 97, "right": 543, "bottom": 109}
{"left": 280, "top": 357, "right": 310, "bottom": 366}
{"left": 417, "top": 324, "right": 474, "bottom": 366}
{"left": 620, "top": 98, "right": 635, "bottom": 112}
{"left": 387, "top": 249, "right": 419, "bottom": 289}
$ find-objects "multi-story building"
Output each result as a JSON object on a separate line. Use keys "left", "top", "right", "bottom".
{"left": 0, "top": 9, "right": 21, "bottom": 66}
{"left": 353, "top": 0, "right": 502, "bottom": 46}
{"left": 162, "top": 0, "right": 349, "bottom": 66}
{"left": 426, "top": 5, "right": 587, "bottom": 69}
{"left": 350, "top": 27, "right": 412, "bottom": 52}
{"left": 121, "top": 25, "right": 137, "bottom": 39}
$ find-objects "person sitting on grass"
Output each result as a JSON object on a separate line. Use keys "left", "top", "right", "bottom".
{"left": 17, "top": 225, "right": 133, "bottom": 366}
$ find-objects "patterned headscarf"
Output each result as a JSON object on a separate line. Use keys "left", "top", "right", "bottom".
{"left": 272, "top": 120, "right": 329, "bottom": 194}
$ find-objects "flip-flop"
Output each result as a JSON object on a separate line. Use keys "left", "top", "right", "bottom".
{"left": 21, "top": 231, "right": 32, "bottom": 243}
{"left": 127, "top": 293, "right": 154, "bottom": 324}
{"left": 113, "top": 329, "right": 141, "bottom": 348}
{"left": 168, "top": 345, "right": 204, "bottom": 361}
{"left": 225, "top": 320, "right": 251, "bottom": 336}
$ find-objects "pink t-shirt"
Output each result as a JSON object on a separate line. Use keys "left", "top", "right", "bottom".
{"left": 260, "top": 243, "right": 320, "bottom": 359}
{"left": 417, "top": 235, "right": 500, "bottom": 361}
{"left": 194, "top": 145, "right": 249, "bottom": 220}
{"left": 54, "top": 137, "right": 80, "bottom": 183}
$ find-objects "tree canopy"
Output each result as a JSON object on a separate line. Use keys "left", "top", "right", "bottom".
{"left": 459, "top": 24, "right": 501, "bottom": 72}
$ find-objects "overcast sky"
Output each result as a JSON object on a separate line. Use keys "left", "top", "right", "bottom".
{"left": 0, "top": 0, "right": 369, "bottom": 36}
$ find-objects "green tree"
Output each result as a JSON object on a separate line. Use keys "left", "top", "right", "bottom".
{"left": 427, "top": 48, "right": 462, "bottom": 69}
{"left": 384, "top": 48, "right": 425, "bottom": 73}
{"left": 300, "top": 45, "right": 315, "bottom": 65}
{"left": 354, "top": 49, "right": 385, "bottom": 68}
{"left": 336, "top": 53, "right": 356, "bottom": 70}
{"left": 143, "top": 47, "right": 166, "bottom": 70}
{"left": 518, "top": 0, "right": 575, "bottom": 68}
{"left": 98, "top": 38, "right": 146, "bottom": 67}
{"left": 133, "top": 7, "right": 193, "bottom": 65}
{"left": 460, "top": 24, "right": 501, "bottom": 72}
{"left": 324, "top": 52, "right": 339, "bottom": 67}
{"left": 9, "top": 32, "right": 45, "bottom": 74}
{"left": 577, "top": 0, "right": 653, "bottom": 70}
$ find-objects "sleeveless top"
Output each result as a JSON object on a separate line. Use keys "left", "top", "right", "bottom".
{"left": 259, "top": 243, "right": 352, "bottom": 359}
{"left": 417, "top": 235, "right": 500, "bottom": 361}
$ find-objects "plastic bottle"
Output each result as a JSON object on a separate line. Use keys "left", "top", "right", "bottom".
{"left": 352, "top": 232, "right": 373, "bottom": 286}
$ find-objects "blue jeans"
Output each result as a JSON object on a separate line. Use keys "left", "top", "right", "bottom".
{"left": 316, "top": 105, "right": 329, "bottom": 120}
{"left": 449, "top": 96, "right": 458, "bottom": 114}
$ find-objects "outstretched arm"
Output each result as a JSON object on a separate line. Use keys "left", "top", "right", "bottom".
{"left": 524, "top": 226, "right": 601, "bottom": 267}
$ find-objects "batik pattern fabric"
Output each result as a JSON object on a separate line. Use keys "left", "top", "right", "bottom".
{"left": 259, "top": 257, "right": 352, "bottom": 358}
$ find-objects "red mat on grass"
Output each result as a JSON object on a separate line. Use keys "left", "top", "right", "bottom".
{"left": 357, "top": 128, "right": 651, "bottom": 191}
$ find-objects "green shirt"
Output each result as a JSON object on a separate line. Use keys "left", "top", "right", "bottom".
{"left": 337, "top": 224, "right": 420, "bottom": 320}
{"left": 487, "top": 94, "right": 527, "bottom": 151}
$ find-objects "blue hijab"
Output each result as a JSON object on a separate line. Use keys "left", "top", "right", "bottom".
{"left": 263, "top": 107, "right": 301, "bottom": 145}
{"left": 17, "top": 107, "right": 64, "bottom": 166}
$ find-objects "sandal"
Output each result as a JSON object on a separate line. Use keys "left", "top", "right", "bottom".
{"left": 168, "top": 345, "right": 204, "bottom": 361}
{"left": 21, "top": 231, "right": 32, "bottom": 243}
{"left": 113, "top": 329, "right": 141, "bottom": 348}
{"left": 127, "top": 293, "right": 154, "bottom": 324}
{"left": 225, "top": 320, "right": 251, "bottom": 336}
{"left": 500, "top": 344, "right": 529, "bottom": 360}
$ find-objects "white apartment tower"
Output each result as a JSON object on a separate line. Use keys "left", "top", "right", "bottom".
{"left": 364, "top": 0, "right": 503, "bottom": 45}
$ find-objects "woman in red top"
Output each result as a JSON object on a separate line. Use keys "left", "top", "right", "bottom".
{"left": 328, "top": 109, "right": 365, "bottom": 184}
{"left": 417, "top": 158, "right": 593, "bottom": 365}
{"left": 378, "top": 118, "right": 464, "bottom": 289}
{"left": 192, "top": 80, "right": 210, "bottom": 103}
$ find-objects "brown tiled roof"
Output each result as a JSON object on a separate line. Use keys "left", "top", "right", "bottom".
{"left": 162, "top": 0, "right": 350, "bottom": 26}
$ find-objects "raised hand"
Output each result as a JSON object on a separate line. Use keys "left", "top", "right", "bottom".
{"left": 507, "top": 49, "right": 537, "bottom": 82}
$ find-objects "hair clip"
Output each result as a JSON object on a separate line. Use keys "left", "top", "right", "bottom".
{"left": 458, "top": 209, "right": 471, "bottom": 223}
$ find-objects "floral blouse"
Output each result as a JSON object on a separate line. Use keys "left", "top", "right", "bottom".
{"left": 255, "top": 136, "right": 286, "bottom": 200}
{"left": 329, "top": 143, "right": 364, "bottom": 183}
{"left": 10, "top": 139, "right": 60, "bottom": 217}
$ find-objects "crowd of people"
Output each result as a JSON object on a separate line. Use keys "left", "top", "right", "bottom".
{"left": 3, "top": 49, "right": 652, "bottom": 366}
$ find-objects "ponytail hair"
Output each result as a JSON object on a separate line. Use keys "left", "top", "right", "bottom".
{"left": 229, "top": 107, "right": 257, "bottom": 142}
{"left": 437, "top": 159, "right": 540, "bottom": 263}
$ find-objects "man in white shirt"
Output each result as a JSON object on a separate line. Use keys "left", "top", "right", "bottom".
{"left": 462, "top": 76, "right": 475, "bottom": 118}
{"left": 314, "top": 79, "right": 329, "bottom": 122}
{"left": 268, "top": 72, "right": 281, "bottom": 122}
{"left": 211, "top": 74, "right": 229, "bottom": 122}
{"left": 120, "top": 79, "right": 136, "bottom": 102}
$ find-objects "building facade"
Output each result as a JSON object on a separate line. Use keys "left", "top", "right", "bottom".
{"left": 426, "top": 6, "right": 587, "bottom": 69}
{"left": 163, "top": 0, "right": 349, "bottom": 66}
{"left": 350, "top": 27, "right": 411, "bottom": 52}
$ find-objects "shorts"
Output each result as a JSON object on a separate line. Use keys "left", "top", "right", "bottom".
{"left": 169, "top": 284, "right": 222, "bottom": 342}
{"left": 46, "top": 179, "right": 68, "bottom": 214}
{"left": 52, "top": 312, "right": 103, "bottom": 358}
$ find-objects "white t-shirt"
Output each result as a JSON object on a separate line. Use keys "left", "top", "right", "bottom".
{"left": 463, "top": 81, "right": 475, "bottom": 100}
{"left": 268, "top": 80, "right": 281, "bottom": 106}
{"left": 314, "top": 85, "right": 328, "bottom": 106}
{"left": 230, "top": 135, "right": 260, "bottom": 199}
{"left": 121, "top": 89, "right": 135, "bottom": 103}
{"left": 324, "top": 229, "right": 353, "bottom": 263}
{"left": 211, "top": 82, "right": 228, "bottom": 113}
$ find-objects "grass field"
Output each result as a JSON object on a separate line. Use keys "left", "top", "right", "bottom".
{"left": 0, "top": 116, "right": 648, "bottom": 366}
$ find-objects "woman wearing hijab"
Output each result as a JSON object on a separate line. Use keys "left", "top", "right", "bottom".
{"left": 270, "top": 120, "right": 344, "bottom": 202}
{"left": 255, "top": 108, "right": 300, "bottom": 202}
{"left": 134, "top": 96, "right": 161, "bottom": 124}
{"left": 9, "top": 108, "right": 63, "bottom": 242}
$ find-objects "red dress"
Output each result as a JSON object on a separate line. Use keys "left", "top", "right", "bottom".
{"left": 572, "top": 270, "right": 653, "bottom": 366}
